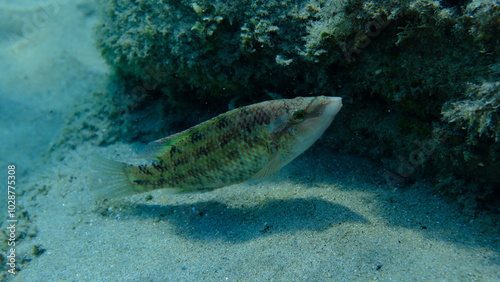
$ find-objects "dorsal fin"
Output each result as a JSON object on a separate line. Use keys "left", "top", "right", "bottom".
{"left": 138, "top": 131, "right": 188, "bottom": 159}
{"left": 138, "top": 116, "right": 221, "bottom": 160}
{"left": 138, "top": 110, "right": 236, "bottom": 160}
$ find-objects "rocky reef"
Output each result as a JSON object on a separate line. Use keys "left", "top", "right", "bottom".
{"left": 92, "top": 0, "right": 499, "bottom": 211}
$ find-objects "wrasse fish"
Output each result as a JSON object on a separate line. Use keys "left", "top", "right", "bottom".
{"left": 90, "top": 96, "right": 342, "bottom": 198}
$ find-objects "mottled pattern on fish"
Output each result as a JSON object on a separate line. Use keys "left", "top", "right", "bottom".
{"left": 91, "top": 96, "right": 342, "bottom": 198}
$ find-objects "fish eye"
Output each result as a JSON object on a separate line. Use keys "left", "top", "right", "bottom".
{"left": 291, "top": 110, "right": 306, "bottom": 123}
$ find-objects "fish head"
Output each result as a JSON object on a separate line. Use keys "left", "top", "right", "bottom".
{"left": 270, "top": 96, "right": 342, "bottom": 166}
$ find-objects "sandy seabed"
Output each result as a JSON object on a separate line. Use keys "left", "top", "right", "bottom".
{"left": 1, "top": 1, "right": 499, "bottom": 281}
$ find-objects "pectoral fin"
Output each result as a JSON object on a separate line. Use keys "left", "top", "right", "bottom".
{"left": 250, "top": 143, "right": 283, "bottom": 181}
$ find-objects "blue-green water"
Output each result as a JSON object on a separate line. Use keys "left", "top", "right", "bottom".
{"left": 1, "top": 0, "right": 499, "bottom": 281}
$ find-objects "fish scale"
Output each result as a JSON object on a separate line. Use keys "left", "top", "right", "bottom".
{"left": 90, "top": 96, "right": 342, "bottom": 199}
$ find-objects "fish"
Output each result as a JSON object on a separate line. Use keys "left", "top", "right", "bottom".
{"left": 90, "top": 96, "right": 342, "bottom": 199}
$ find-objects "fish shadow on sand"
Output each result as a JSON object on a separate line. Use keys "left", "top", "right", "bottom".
{"left": 122, "top": 198, "right": 368, "bottom": 242}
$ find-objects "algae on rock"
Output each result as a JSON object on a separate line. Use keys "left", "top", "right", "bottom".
{"left": 443, "top": 82, "right": 500, "bottom": 142}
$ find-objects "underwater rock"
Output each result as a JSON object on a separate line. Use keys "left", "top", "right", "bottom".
{"left": 93, "top": 0, "right": 500, "bottom": 211}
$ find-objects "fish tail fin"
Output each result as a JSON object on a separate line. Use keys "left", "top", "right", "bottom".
{"left": 89, "top": 155, "right": 139, "bottom": 199}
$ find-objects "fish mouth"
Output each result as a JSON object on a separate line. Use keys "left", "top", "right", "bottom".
{"left": 321, "top": 97, "right": 342, "bottom": 120}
